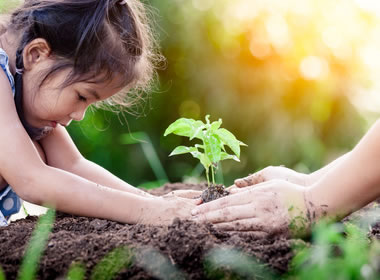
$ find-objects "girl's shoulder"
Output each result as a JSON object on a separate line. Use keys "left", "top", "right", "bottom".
{"left": 0, "top": 48, "right": 15, "bottom": 96}
{"left": 0, "top": 48, "right": 9, "bottom": 65}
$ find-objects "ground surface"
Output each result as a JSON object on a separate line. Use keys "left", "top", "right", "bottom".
{"left": 0, "top": 183, "right": 379, "bottom": 279}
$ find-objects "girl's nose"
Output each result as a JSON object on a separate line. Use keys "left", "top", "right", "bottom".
{"left": 70, "top": 107, "right": 87, "bottom": 121}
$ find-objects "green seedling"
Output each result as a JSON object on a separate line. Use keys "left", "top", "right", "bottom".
{"left": 164, "top": 115, "right": 246, "bottom": 186}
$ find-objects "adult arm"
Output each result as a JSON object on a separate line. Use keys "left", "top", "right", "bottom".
{"left": 306, "top": 120, "right": 380, "bottom": 219}
{"left": 233, "top": 152, "right": 351, "bottom": 188}
{"left": 192, "top": 120, "right": 380, "bottom": 237}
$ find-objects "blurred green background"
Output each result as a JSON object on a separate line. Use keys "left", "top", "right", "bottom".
{"left": 3, "top": 0, "right": 380, "bottom": 188}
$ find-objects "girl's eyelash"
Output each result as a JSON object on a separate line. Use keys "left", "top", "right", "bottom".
{"left": 77, "top": 93, "right": 87, "bottom": 102}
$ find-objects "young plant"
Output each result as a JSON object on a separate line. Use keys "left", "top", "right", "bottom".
{"left": 164, "top": 115, "right": 246, "bottom": 187}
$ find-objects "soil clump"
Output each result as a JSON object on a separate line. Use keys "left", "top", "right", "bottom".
{"left": 200, "top": 184, "right": 229, "bottom": 203}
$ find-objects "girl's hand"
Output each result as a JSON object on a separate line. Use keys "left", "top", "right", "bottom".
{"left": 163, "top": 189, "right": 203, "bottom": 200}
{"left": 192, "top": 180, "right": 314, "bottom": 238}
{"left": 139, "top": 196, "right": 199, "bottom": 225}
{"left": 231, "top": 166, "right": 310, "bottom": 191}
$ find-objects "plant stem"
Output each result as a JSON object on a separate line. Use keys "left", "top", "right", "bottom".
{"left": 205, "top": 168, "right": 210, "bottom": 187}
{"left": 211, "top": 164, "right": 215, "bottom": 185}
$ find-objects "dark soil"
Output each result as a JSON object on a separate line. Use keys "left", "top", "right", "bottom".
{"left": 0, "top": 183, "right": 379, "bottom": 279}
{"left": 201, "top": 184, "right": 229, "bottom": 203}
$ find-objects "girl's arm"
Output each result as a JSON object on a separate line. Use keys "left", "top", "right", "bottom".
{"left": 39, "top": 126, "right": 153, "bottom": 197}
{"left": 0, "top": 74, "right": 195, "bottom": 224}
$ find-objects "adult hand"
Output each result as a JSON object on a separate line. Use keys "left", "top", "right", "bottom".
{"left": 139, "top": 196, "right": 198, "bottom": 225}
{"left": 230, "top": 166, "right": 310, "bottom": 192}
{"left": 192, "top": 180, "right": 314, "bottom": 238}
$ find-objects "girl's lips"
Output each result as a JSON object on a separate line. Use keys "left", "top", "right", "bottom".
{"left": 51, "top": 121, "right": 57, "bottom": 128}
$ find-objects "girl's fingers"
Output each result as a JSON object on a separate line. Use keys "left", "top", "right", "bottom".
{"left": 192, "top": 187, "right": 273, "bottom": 216}
{"left": 186, "top": 197, "right": 202, "bottom": 205}
{"left": 192, "top": 204, "right": 255, "bottom": 224}
{"left": 168, "top": 190, "right": 202, "bottom": 199}
{"left": 164, "top": 195, "right": 201, "bottom": 206}
{"left": 192, "top": 191, "right": 250, "bottom": 215}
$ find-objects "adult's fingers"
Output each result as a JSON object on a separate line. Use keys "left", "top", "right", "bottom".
{"left": 192, "top": 204, "right": 255, "bottom": 224}
{"left": 229, "top": 181, "right": 272, "bottom": 194}
{"left": 234, "top": 172, "right": 265, "bottom": 188}
{"left": 212, "top": 218, "right": 267, "bottom": 232}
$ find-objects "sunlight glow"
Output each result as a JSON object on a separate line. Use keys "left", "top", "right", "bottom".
{"left": 300, "top": 56, "right": 329, "bottom": 80}
{"left": 192, "top": 0, "right": 214, "bottom": 11}
{"left": 214, "top": 0, "right": 380, "bottom": 113}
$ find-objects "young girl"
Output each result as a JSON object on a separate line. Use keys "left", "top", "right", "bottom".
{"left": 192, "top": 123, "right": 380, "bottom": 238}
{"left": 0, "top": 0, "right": 198, "bottom": 226}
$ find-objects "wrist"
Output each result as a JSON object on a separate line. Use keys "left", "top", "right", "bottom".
{"left": 303, "top": 187, "right": 341, "bottom": 226}
{"left": 284, "top": 187, "right": 312, "bottom": 237}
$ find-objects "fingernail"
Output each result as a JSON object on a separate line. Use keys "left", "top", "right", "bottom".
{"left": 191, "top": 209, "right": 198, "bottom": 215}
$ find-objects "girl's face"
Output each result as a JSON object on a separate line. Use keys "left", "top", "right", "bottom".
{"left": 23, "top": 61, "right": 124, "bottom": 129}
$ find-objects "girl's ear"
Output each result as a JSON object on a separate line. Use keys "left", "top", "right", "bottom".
{"left": 23, "top": 38, "right": 51, "bottom": 71}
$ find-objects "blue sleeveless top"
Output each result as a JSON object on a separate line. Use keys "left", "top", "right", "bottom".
{"left": 0, "top": 48, "right": 22, "bottom": 226}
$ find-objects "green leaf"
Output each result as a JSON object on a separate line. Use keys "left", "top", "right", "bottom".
{"left": 210, "top": 119, "right": 222, "bottom": 131}
{"left": 239, "top": 140, "right": 248, "bottom": 146}
{"left": 204, "top": 133, "right": 222, "bottom": 163}
{"left": 205, "top": 115, "right": 211, "bottom": 125}
{"left": 190, "top": 123, "right": 205, "bottom": 140}
{"left": 169, "top": 146, "right": 198, "bottom": 156}
{"left": 220, "top": 152, "right": 240, "bottom": 162}
{"left": 164, "top": 118, "right": 204, "bottom": 139}
{"left": 214, "top": 128, "right": 242, "bottom": 157}
{"left": 195, "top": 144, "right": 204, "bottom": 150}
{"left": 190, "top": 150, "right": 211, "bottom": 170}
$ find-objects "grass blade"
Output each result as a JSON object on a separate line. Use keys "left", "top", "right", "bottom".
{"left": 90, "top": 246, "right": 133, "bottom": 280}
{"left": 66, "top": 262, "right": 86, "bottom": 280}
{"left": 17, "top": 208, "right": 56, "bottom": 280}
{"left": 0, "top": 266, "right": 5, "bottom": 280}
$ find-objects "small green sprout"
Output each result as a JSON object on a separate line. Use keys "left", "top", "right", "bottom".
{"left": 164, "top": 115, "right": 247, "bottom": 186}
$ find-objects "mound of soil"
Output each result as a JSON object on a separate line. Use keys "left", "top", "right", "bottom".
{"left": 201, "top": 184, "right": 229, "bottom": 203}
{"left": 0, "top": 183, "right": 379, "bottom": 279}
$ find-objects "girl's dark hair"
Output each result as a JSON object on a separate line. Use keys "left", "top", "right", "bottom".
{"left": 6, "top": 0, "right": 160, "bottom": 139}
